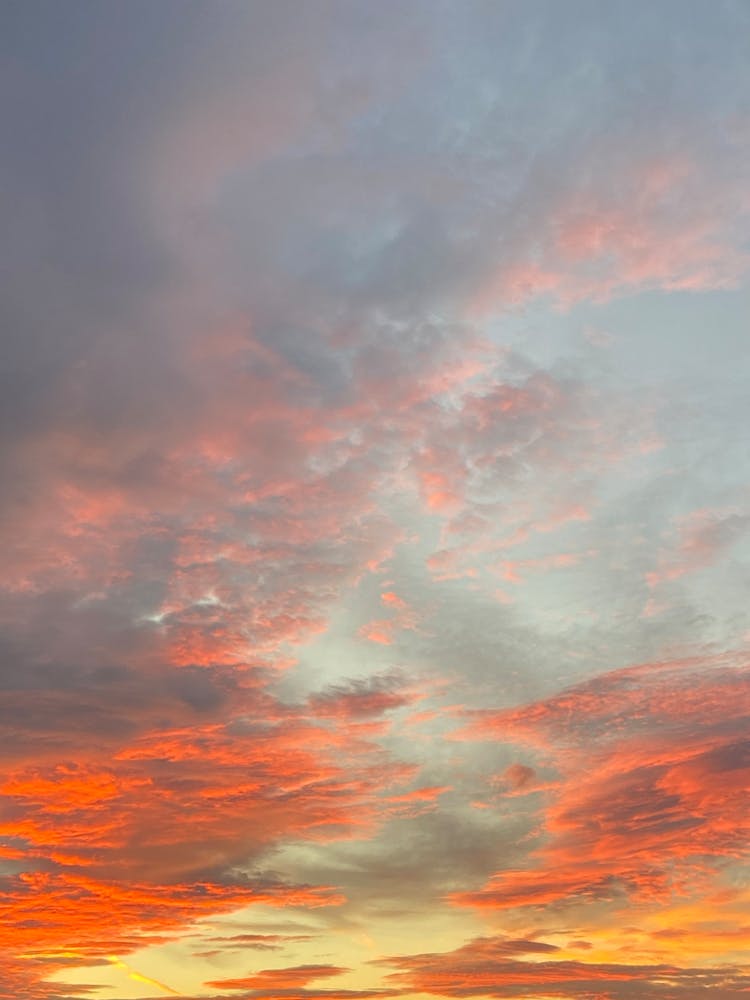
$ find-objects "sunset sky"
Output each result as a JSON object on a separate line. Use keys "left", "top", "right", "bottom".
{"left": 1, "top": 2, "right": 750, "bottom": 998}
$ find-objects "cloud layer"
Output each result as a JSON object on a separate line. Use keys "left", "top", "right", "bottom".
{"left": 1, "top": 2, "right": 749, "bottom": 998}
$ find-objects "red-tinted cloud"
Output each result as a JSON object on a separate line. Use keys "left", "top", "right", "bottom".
{"left": 456, "top": 654, "right": 750, "bottom": 911}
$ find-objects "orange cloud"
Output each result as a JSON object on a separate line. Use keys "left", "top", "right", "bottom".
{"left": 379, "top": 933, "right": 750, "bottom": 999}
{"left": 207, "top": 963, "right": 349, "bottom": 990}
{"left": 455, "top": 654, "right": 750, "bottom": 912}
{"left": 358, "top": 593, "right": 418, "bottom": 647}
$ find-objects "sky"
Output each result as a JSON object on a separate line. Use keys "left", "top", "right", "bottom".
{"left": 1, "top": 1, "right": 749, "bottom": 997}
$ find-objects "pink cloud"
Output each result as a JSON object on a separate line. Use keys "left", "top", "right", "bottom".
{"left": 646, "top": 508, "right": 750, "bottom": 588}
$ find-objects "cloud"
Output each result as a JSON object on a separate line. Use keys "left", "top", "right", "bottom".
{"left": 308, "top": 671, "right": 419, "bottom": 720}
{"left": 204, "top": 963, "right": 399, "bottom": 1000}
{"left": 496, "top": 763, "right": 536, "bottom": 794}
{"left": 206, "top": 963, "right": 349, "bottom": 990}
{"left": 646, "top": 508, "right": 750, "bottom": 588}
{"left": 358, "top": 593, "right": 419, "bottom": 647}
{"left": 456, "top": 654, "right": 750, "bottom": 910}
{"left": 379, "top": 933, "right": 750, "bottom": 1000}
